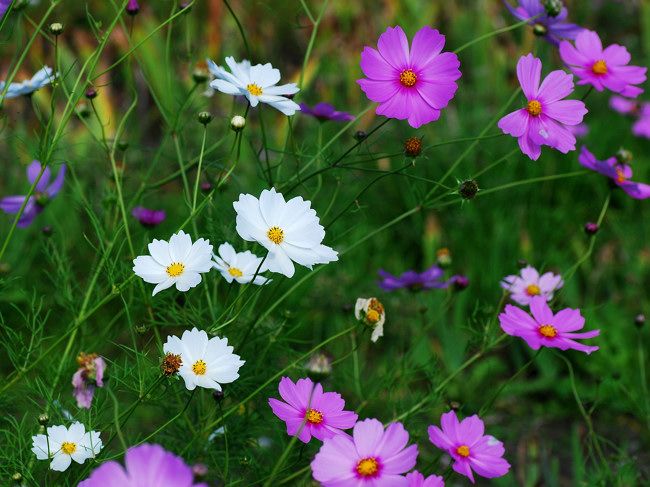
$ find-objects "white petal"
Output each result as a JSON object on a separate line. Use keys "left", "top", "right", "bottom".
{"left": 148, "top": 239, "right": 171, "bottom": 266}
{"left": 168, "top": 231, "right": 193, "bottom": 261}
{"left": 174, "top": 272, "right": 202, "bottom": 292}
{"left": 152, "top": 278, "right": 175, "bottom": 296}
{"left": 218, "top": 242, "right": 237, "bottom": 264}
{"left": 259, "top": 187, "right": 287, "bottom": 226}
{"left": 262, "top": 97, "right": 301, "bottom": 116}
{"left": 263, "top": 83, "right": 300, "bottom": 96}
{"left": 265, "top": 249, "right": 295, "bottom": 277}
{"left": 50, "top": 453, "right": 72, "bottom": 472}
{"left": 210, "top": 78, "right": 241, "bottom": 95}
{"left": 133, "top": 256, "right": 167, "bottom": 284}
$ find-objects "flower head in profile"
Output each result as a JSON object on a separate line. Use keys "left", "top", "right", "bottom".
{"left": 378, "top": 264, "right": 451, "bottom": 292}
{"left": 355, "top": 297, "right": 386, "bottom": 342}
{"left": 132, "top": 230, "right": 213, "bottom": 295}
{"left": 499, "top": 296, "right": 600, "bottom": 353}
{"left": 163, "top": 328, "right": 244, "bottom": 391}
{"left": 579, "top": 146, "right": 650, "bottom": 199}
{"left": 2, "top": 66, "right": 57, "bottom": 99}
{"left": 233, "top": 188, "right": 338, "bottom": 278}
{"left": 131, "top": 206, "right": 166, "bottom": 227}
{"left": 501, "top": 265, "right": 563, "bottom": 306}
{"left": 32, "top": 422, "right": 102, "bottom": 472}
{"left": 268, "top": 377, "right": 358, "bottom": 443}
{"left": 505, "top": 0, "right": 583, "bottom": 45}
{"left": 0, "top": 161, "right": 66, "bottom": 227}
{"left": 428, "top": 411, "right": 510, "bottom": 483}
{"left": 406, "top": 471, "right": 445, "bottom": 487}
{"left": 358, "top": 26, "right": 461, "bottom": 128}
{"left": 299, "top": 102, "right": 354, "bottom": 122}
{"left": 311, "top": 418, "right": 418, "bottom": 486}
{"left": 568, "top": 123, "right": 588, "bottom": 138}
{"left": 560, "top": 30, "right": 647, "bottom": 98}
{"left": 79, "top": 443, "right": 207, "bottom": 487}
{"left": 610, "top": 96, "right": 650, "bottom": 139}
{"left": 72, "top": 352, "right": 106, "bottom": 409}
{"left": 498, "top": 53, "right": 587, "bottom": 161}
{"left": 212, "top": 242, "right": 270, "bottom": 285}
{"left": 207, "top": 57, "right": 300, "bottom": 115}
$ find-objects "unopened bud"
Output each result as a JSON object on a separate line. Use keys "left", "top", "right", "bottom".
{"left": 12, "top": 473, "right": 22, "bottom": 484}
{"left": 436, "top": 248, "right": 452, "bottom": 268}
{"left": 198, "top": 111, "right": 213, "bottom": 125}
{"left": 533, "top": 23, "right": 548, "bottom": 37}
{"left": 192, "top": 68, "right": 210, "bottom": 84}
{"left": 543, "top": 0, "right": 563, "bottom": 17}
{"left": 452, "top": 275, "right": 469, "bottom": 291}
{"left": 85, "top": 88, "right": 97, "bottom": 100}
{"left": 459, "top": 179, "right": 479, "bottom": 200}
{"left": 584, "top": 222, "right": 599, "bottom": 235}
{"left": 126, "top": 0, "right": 140, "bottom": 15}
{"left": 212, "top": 389, "right": 225, "bottom": 403}
{"left": 635, "top": 314, "right": 645, "bottom": 328}
{"left": 616, "top": 148, "right": 633, "bottom": 165}
{"left": 353, "top": 130, "right": 367, "bottom": 142}
{"left": 230, "top": 115, "right": 246, "bottom": 131}
{"left": 38, "top": 413, "right": 49, "bottom": 426}
{"left": 49, "top": 23, "right": 64, "bottom": 36}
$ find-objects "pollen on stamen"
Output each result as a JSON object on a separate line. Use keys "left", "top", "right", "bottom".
{"left": 525, "top": 284, "right": 541, "bottom": 296}
{"left": 399, "top": 69, "right": 417, "bottom": 87}
{"left": 228, "top": 267, "right": 243, "bottom": 278}
{"left": 166, "top": 262, "right": 185, "bottom": 277}
{"left": 526, "top": 100, "right": 542, "bottom": 116}
{"left": 356, "top": 457, "right": 379, "bottom": 477}
{"left": 247, "top": 83, "right": 263, "bottom": 96}
{"left": 61, "top": 442, "right": 77, "bottom": 455}
{"left": 539, "top": 324, "right": 557, "bottom": 338}
{"left": 592, "top": 60, "right": 607, "bottom": 75}
{"left": 267, "top": 226, "right": 284, "bottom": 245}
{"left": 305, "top": 408, "right": 324, "bottom": 424}
{"left": 615, "top": 167, "right": 626, "bottom": 183}
{"left": 192, "top": 359, "right": 207, "bottom": 375}
{"left": 456, "top": 445, "right": 470, "bottom": 457}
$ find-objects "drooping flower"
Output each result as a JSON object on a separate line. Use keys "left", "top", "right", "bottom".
{"left": 163, "top": 327, "right": 244, "bottom": 391}
{"left": 355, "top": 297, "right": 386, "bottom": 342}
{"left": 499, "top": 295, "right": 600, "bottom": 353}
{"left": 207, "top": 57, "right": 300, "bottom": 115}
{"left": 357, "top": 26, "right": 461, "bottom": 128}
{"left": 406, "top": 471, "right": 445, "bottom": 487}
{"left": 578, "top": 146, "right": 650, "bottom": 199}
{"left": 32, "top": 422, "right": 102, "bottom": 472}
{"left": 378, "top": 264, "right": 451, "bottom": 291}
{"left": 131, "top": 206, "right": 166, "bottom": 227}
{"left": 212, "top": 242, "right": 271, "bottom": 285}
{"left": 72, "top": 353, "right": 106, "bottom": 409}
{"left": 609, "top": 96, "right": 650, "bottom": 139}
{"left": 428, "top": 411, "right": 510, "bottom": 484}
{"left": 299, "top": 102, "right": 354, "bottom": 122}
{"left": 560, "top": 30, "right": 647, "bottom": 98}
{"left": 233, "top": 188, "right": 338, "bottom": 278}
{"left": 1, "top": 66, "right": 57, "bottom": 99}
{"left": 0, "top": 160, "right": 66, "bottom": 227}
{"left": 498, "top": 53, "right": 587, "bottom": 161}
{"left": 305, "top": 352, "right": 332, "bottom": 379}
{"left": 79, "top": 443, "right": 207, "bottom": 487}
{"left": 132, "top": 230, "right": 213, "bottom": 296}
{"left": 268, "top": 377, "right": 358, "bottom": 443}
{"left": 504, "top": 0, "right": 583, "bottom": 45}
{"left": 311, "top": 418, "right": 418, "bottom": 486}
{"left": 501, "top": 265, "right": 563, "bottom": 306}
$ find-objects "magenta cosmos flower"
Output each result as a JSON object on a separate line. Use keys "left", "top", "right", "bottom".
{"left": 610, "top": 96, "right": 650, "bottom": 139}
{"left": 578, "top": 146, "right": 650, "bottom": 199}
{"left": 498, "top": 53, "right": 587, "bottom": 161}
{"left": 131, "top": 206, "right": 166, "bottom": 227}
{"left": 299, "top": 102, "right": 354, "bottom": 122}
{"left": 72, "top": 353, "right": 106, "bottom": 409}
{"left": 560, "top": 30, "right": 647, "bottom": 98}
{"left": 428, "top": 411, "right": 510, "bottom": 484}
{"left": 501, "top": 265, "right": 563, "bottom": 306}
{"left": 505, "top": 0, "right": 583, "bottom": 45}
{"left": 499, "top": 296, "right": 600, "bottom": 354}
{"left": 311, "top": 418, "right": 418, "bottom": 486}
{"left": 378, "top": 264, "right": 451, "bottom": 292}
{"left": 358, "top": 26, "right": 461, "bottom": 128}
{"left": 79, "top": 443, "right": 207, "bottom": 487}
{"left": 268, "top": 377, "right": 357, "bottom": 443}
{"left": 406, "top": 470, "right": 444, "bottom": 487}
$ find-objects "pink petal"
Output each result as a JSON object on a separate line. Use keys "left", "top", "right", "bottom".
{"left": 419, "top": 52, "right": 461, "bottom": 83}
{"left": 603, "top": 44, "right": 631, "bottom": 66}
{"left": 621, "top": 181, "right": 650, "bottom": 199}
{"left": 381, "top": 443, "right": 418, "bottom": 475}
{"left": 375, "top": 422, "right": 410, "bottom": 459}
{"left": 357, "top": 78, "right": 400, "bottom": 103}
{"left": 529, "top": 296, "right": 553, "bottom": 324}
{"left": 518, "top": 133, "right": 542, "bottom": 161}
{"left": 360, "top": 46, "right": 396, "bottom": 80}
{"left": 551, "top": 308, "right": 585, "bottom": 332}
{"left": 377, "top": 26, "right": 410, "bottom": 70}
{"left": 517, "top": 53, "right": 542, "bottom": 99}
{"left": 543, "top": 99, "right": 587, "bottom": 125}
{"left": 427, "top": 425, "right": 454, "bottom": 451}
{"left": 559, "top": 41, "right": 589, "bottom": 67}
{"left": 458, "top": 415, "right": 485, "bottom": 446}
{"left": 575, "top": 30, "right": 603, "bottom": 59}
{"left": 452, "top": 458, "right": 475, "bottom": 483}
{"left": 352, "top": 418, "right": 385, "bottom": 457}
{"left": 498, "top": 109, "right": 529, "bottom": 138}
{"left": 409, "top": 26, "right": 445, "bottom": 69}
{"left": 537, "top": 70, "right": 575, "bottom": 104}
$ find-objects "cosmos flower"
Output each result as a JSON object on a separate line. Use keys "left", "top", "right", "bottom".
{"left": 501, "top": 265, "right": 564, "bottom": 306}
{"left": 428, "top": 411, "right": 510, "bottom": 483}
{"left": 1, "top": 66, "right": 57, "bottom": 99}
{"left": 311, "top": 418, "right": 418, "bottom": 486}
{"left": 163, "top": 327, "right": 244, "bottom": 391}
{"left": 357, "top": 26, "right": 461, "bottom": 128}
{"left": 406, "top": 471, "right": 445, "bottom": 487}
{"left": 79, "top": 443, "right": 207, "bottom": 487}
{"left": 131, "top": 206, "right": 166, "bottom": 227}
{"left": 609, "top": 96, "right": 650, "bottom": 139}
{"left": 355, "top": 297, "right": 386, "bottom": 342}
{"left": 578, "top": 146, "right": 650, "bottom": 199}
{"left": 212, "top": 242, "right": 270, "bottom": 285}
{"left": 568, "top": 122, "right": 588, "bottom": 138}
{"left": 560, "top": 30, "right": 646, "bottom": 98}
{"left": 504, "top": 0, "right": 583, "bottom": 45}
{"left": 72, "top": 353, "right": 106, "bottom": 409}
{"left": 498, "top": 53, "right": 587, "bottom": 161}
{"left": 378, "top": 264, "right": 451, "bottom": 291}
{"left": 233, "top": 188, "right": 338, "bottom": 278}
{"left": 0, "top": 160, "right": 66, "bottom": 227}
{"left": 299, "top": 102, "right": 354, "bottom": 122}
{"left": 499, "top": 296, "right": 600, "bottom": 353}
{"left": 132, "top": 230, "right": 213, "bottom": 296}
{"left": 268, "top": 377, "right": 358, "bottom": 443}
{"left": 32, "top": 422, "right": 102, "bottom": 472}
{"left": 207, "top": 57, "right": 300, "bottom": 115}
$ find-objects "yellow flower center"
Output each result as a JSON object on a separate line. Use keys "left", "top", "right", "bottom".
{"left": 456, "top": 445, "right": 470, "bottom": 457}
{"left": 525, "top": 284, "right": 541, "bottom": 296}
{"left": 526, "top": 100, "right": 542, "bottom": 116}
{"left": 305, "top": 408, "right": 324, "bottom": 424}
{"left": 539, "top": 324, "right": 557, "bottom": 338}
{"left": 356, "top": 457, "right": 379, "bottom": 477}
{"left": 366, "top": 309, "right": 380, "bottom": 324}
{"left": 247, "top": 83, "right": 263, "bottom": 96}
{"left": 615, "top": 167, "right": 626, "bottom": 183}
{"left": 228, "top": 267, "right": 243, "bottom": 278}
{"left": 61, "top": 442, "right": 76, "bottom": 455}
{"left": 192, "top": 359, "right": 207, "bottom": 375}
{"left": 166, "top": 262, "right": 185, "bottom": 277}
{"left": 592, "top": 60, "right": 607, "bottom": 75}
{"left": 399, "top": 69, "right": 417, "bottom": 87}
{"left": 267, "top": 226, "right": 284, "bottom": 245}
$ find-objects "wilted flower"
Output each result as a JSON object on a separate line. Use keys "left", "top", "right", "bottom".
{"left": 72, "top": 353, "right": 106, "bottom": 409}
{"left": 131, "top": 206, "right": 166, "bottom": 227}
{"left": 578, "top": 146, "right": 650, "bottom": 199}
{"left": 161, "top": 352, "right": 182, "bottom": 376}
{"left": 305, "top": 352, "right": 332, "bottom": 378}
{"left": 505, "top": 0, "right": 583, "bottom": 45}
{"left": 32, "top": 422, "right": 102, "bottom": 472}
{"left": 404, "top": 136, "right": 423, "bottom": 157}
{"left": 378, "top": 265, "right": 451, "bottom": 291}
{"left": 1, "top": 66, "right": 57, "bottom": 98}
{"left": 299, "top": 102, "right": 354, "bottom": 122}
{"left": 406, "top": 471, "right": 445, "bottom": 487}
{"left": 355, "top": 297, "right": 385, "bottom": 342}
{"left": 212, "top": 242, "right": 271, "bottom": 285}
{"left": 501, "top": 265, "right": 563, "bottom": 306}
{"left": 458, "top": 179, "right": 479, "bottom": 199}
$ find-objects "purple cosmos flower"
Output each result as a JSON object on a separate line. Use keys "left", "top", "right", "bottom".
{"left": 268, "top": 377, "right": 357, "bottom": 443}
{"left": 498, "top": 53, "right": 587, "bottom": 161}
{"left": 406, "top": 471, "right": 444, "bottom": 486}
{"left": 79, "top": 443, "right": 207, "bottom": 487}
{"left": 131, "top": 206, "right": 166, "bottom": 227}
{"left": 499, "top": 296, "right": 600, "bottom": 354}
{"left": 358, "top": 26, "right": 461, "bottom": 128}
{"left": 0, "top": 160, "right": 66, "bottom": 227}
{"left": 72, "top": 353, "right": 106, "bottom": 409}
{"left": 609, "top": 96, "right": 650, "bottom": 139}
{"left": 428, "top": 411, "right": 510, "bottom": 484}
{"left": 299, "top": 102, "right": 354, "bottom": 122}
{"left": 579, "top": 146, "right": 650, "bottom": 199}
{"left": 126, "top": 0, "right": 140, "bottom": 15}
{"left": 311, "top": 418, "right": 418, "bottom": 486}
{"left": 568, "top": 122, "right": 588, "bottom": 138}
{"left": 560, "top": 30, "right": 647, "bottom": 98}
{"left": 378, "top": 264, "right": 451, "bottom": 291}
{"left": 501, "top": 265, "right": 563, "bottom": 306}
{"left": 505, "top": 0, "right": 583, "bottom": 45}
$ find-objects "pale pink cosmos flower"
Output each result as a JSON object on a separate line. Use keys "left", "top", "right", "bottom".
{"left": 406, "top": 470, "right": 444, "bottom": 486}
{"left": 578, "top": 146, "right": 650, "bottom": 199}
{"left": 501, "top": 265, "right": 563, "bottom": 306}
{"left": 498, "top": 54, "right": 587, "bottom": 161}
{"left": 72, "top": 353, "right": 106, "bottom": 409}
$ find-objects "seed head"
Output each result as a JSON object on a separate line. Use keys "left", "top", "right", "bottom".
{"left": 459, "top": 179, "right": 479, "bottom": 200}
{"left": 161, "top": 353, "right": 182, "bottom": 376}
{"left": 403, "top": 136, "right": 422, "bottom": 157}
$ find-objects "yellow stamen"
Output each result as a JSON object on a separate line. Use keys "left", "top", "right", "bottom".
{"left": 267, "top": 226, "right": 284, "bottom": 245}
{"left": 61, "top": 442, "right": 76, "bottom": 455}
{"left": 305, "top": 408, "right": 324, "bottom": 424}
{"left": 166, "top": 262, "right": 185, "bottom": 277}
{"left": 615, "top": 167, "right": 626, "bottom": 184}
{"left": 365, "top": 309, "right": 380, "bottom": 324}
{"left": 399, "top": 69, "right": 417, "bottom": 87}
{"left": 539, "top": 324, "right": 557, "bottom": 338}
{"left": 192, "top": 359, "right": 207, "bottom": 375}
{"left": 526, "top": 100, "right": 542, "bottom": 116}
{"left": 456, "top": 445, "right": 470, "bottom": 457}
{"left": 356, "top": 457, "right": 379, "bottom": 477}
{"left": 525, "top": 284, "right": 541, "bottom": 296}
{"left": 592, "top": 60, "right": 607, "bottom": 75}
{"left": 247, "top": 83, "right": 263, "bottom": 96}
{"left": 228, "top": 267, "right": 243, "bottom": 278}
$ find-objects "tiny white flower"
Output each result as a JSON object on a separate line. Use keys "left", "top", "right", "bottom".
{"left": 233, "top": 187, "right": 338, "bottom": 278}
{"left": 2, "top": 66, "right": 56, "bottom": 99}
{"left": 207, "top": 56, "right": 301, "bottom": 115}
{"left": 212, "top": 242, "right": 271, "bottom": 285}
{"left": 31, "top": 422, "right": 102, "bottom": 472}
{"left": 132, "top": 230, "right": 213, "bottom": 296}
{"left": 163, "top": 327, "right": 245, "bottom": 391}
{"left": 355, "top": 297, "right": 386, "bottom": 343}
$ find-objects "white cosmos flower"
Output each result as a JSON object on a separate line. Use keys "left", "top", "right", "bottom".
{"left": 207, "top": 56, "right": 301, "bottom": 115}
{"left": 163, "top": 327, "right": 245, "bottom": 391}
{"left": 2, "top": 66, "right": 56, "bottom": 99}
{"left": 132, "top": 230, "right": 213, "bottom": 296}
{"left": 212, "top": 242, "right": 271, "bottom": 285}
{"left": 355, "top": 297, "right": 386, "bottom": 343}
{"left": 233, "top": 188, "right": 338, "bottom": 278}
{"left": 31, "top": 422, "right": 102, "bottom": 472}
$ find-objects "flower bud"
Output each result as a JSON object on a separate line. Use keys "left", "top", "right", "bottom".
{"left": 230, "top": 115, "right": 246, "bottom": 131}
{"left": 126, "top": 0, "right": 140, "bottom": 15}
{"left": 161, "top": 353, "right": 182, "bottom": 376}
{"left": 436, "top": 248, "right": 452, "bottom": 268}
{"left": 117, "top": 140, "right": 129, "bottom": 151}
{"left": 517, "top": 259, "right": 528, "bottom": 268}
{"left": 616, "top": 148, "right": 633, "bottom": 165}
{"left": 305, "top": 352, "right": 332, "bottom": 380}
{"left": 41, "top": 225, "right": 53, "bottom": 236}
{"left": 12, "top": 473, "right": 22, "bottom": 484}
{"left": 353, "top": 130, "right": 367, "bottom": 141}
{"left": 584, "top": 222, "right": 599, "bottom": 235}
{"left": 38, "top": 413, "right": 49, "bottom": 426}
{"left": 452, "top": 275, "right": 469, "bottom": 291}
{"left": 533, "top": 23, "right": 548, "bottom": 37}
{"left": 459, "top": 179, "right": 479, "bottom": 200}
{"left": 403, "top": 136, "right": 422, "bottom": 157}
{"left": 198, "top": 111, "right": 213, "bottom": 125}
{"left": 49, "top": 22, "right": 64, "bottom": 36}
{"left": 543, "top": 0, "right": 562, "bottom": 17}
{"left": 192, "top": 68, "right": 210, "bottom": 84}
{"left": 449, "top": 401, "right": 461, "bottom": 411}
{"left": 0, "top": 262, "right": 10, "bottom": 274}
{"left": 85, "top": 88, "right": 97, "bottom": 100}
{"left": 212, "top": 390, "right": 225, "bottom": 403}
{"left": 635, "top": 314, "right": 645, "bottom": 328}
{"left": 77, "top": 103, "right": 91, "bottom": 119}
{"left": 192, "top": 464, "right": 208, "bottom": 478}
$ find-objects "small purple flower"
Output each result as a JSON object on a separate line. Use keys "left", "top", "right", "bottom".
{"left": 299, "top": 102, "right": 354, "bottom": 122}
{"left": 451, "top": 274, "right": 470, "bottom": 291}
{"left": 126, "top": 0, "right": 140, "bottom": 15}
{"left": 378, "top": 264, "right": 451, "bottom": 291}
{"left": 0, "top": 161, "right": 66, "bottom": 227}
{"left": 505, "top": 0, "right": 583, "bottom": 45}
{"left": 579, "top": 146, "right": 650, "bottom": 199}
{"left": 609, "top": 96, "right": 650, "bottom": 139}
{"left": 72, "top": 353, "right": 106, "bottom": 409}
{"left": 131, "top": 206, "right": 166, "bottom": 227}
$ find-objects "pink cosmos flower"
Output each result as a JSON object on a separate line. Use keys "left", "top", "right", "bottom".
{"left": 357, "top": 26, "right": 461, "bottom": 128}
{"left": 609, "top": 96, "right": 650, "bottom": 139}
{"left": 427, "top": 411, "right": 510, "bottom": 484}
{"left": 501, "top": 265, "right": 563, "bottom": 306}
{"left": 268, "top": 377, "right": 357, "bottom": 443}
{"left": 499, "top": 296, "right": 600, "bottom": 354}
{"left": 568, "top": 123, "right": 588, "bottom": 138}
{"left": 406, "top": 470, "right": 444, "bottom": 486}
{"left": 498, "top": 54, "right": 587, "bottom": 161}
{"left": 72, "top": 353, "right": 106, "bottom": 409}
{"left": 311, "top": 418, "right": 418, "bottom": 486}
{"left": 560, "top": 30, "right": 647, "bottom": 98}
{"left": 578, "top": 146, "right": 650, "bottom": 199}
